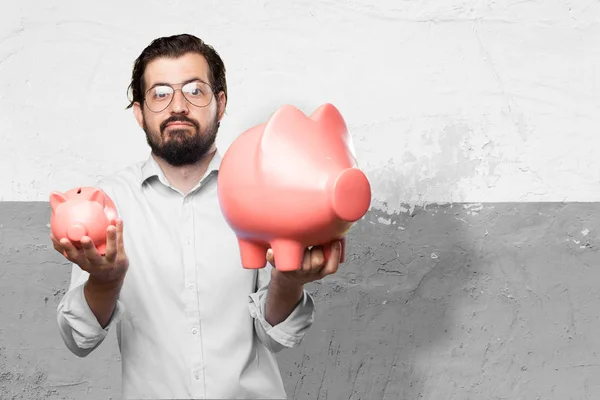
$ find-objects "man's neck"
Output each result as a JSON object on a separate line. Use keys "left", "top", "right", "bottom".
{"left": 152, "top": 149, "right": 216, "bottom": 195}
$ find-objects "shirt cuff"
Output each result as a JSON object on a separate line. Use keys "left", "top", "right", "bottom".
{"left": 248, "top": 286, "right": 315, "bottom": 351}
{"left": 57, "top": 282, "right": 123, "bottom": 350}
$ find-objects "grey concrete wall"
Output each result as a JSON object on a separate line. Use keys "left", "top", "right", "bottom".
{"left": 2, "top": 202, "right": 599, "bottom": 399}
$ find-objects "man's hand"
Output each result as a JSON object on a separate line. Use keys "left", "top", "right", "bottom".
{"left": 263, "top": 241, "right": 341, "bottom": 326}
{"left": 51, "top": 219, "right": 129, "bottom": 286}
{"left": 266, "top": 240, "right": 342, "bottom": 287}
{"left": 51, "top": 219, "right": 128, "bottom": 328}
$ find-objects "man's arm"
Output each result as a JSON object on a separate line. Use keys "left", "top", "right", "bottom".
{"left": 248, "top": 264, "right": 315, "bottom": 353}
{"left": 54, "top": 219, "right": 129, "bottom": 357}
{"left": 248, "top": 242, "right": 341, "bottom": 353}
{"left": 56, "top": 264, "right": 124, "bottom": 357}
{"left": 264, "top": 276, "right": 303, "bottom": 326}
{"left": 84, "top": 275, "right": 124, "bottom": 328}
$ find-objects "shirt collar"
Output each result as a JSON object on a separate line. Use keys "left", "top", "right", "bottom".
{"left": 140, "top": 150, "right": 222, "bottom": 187}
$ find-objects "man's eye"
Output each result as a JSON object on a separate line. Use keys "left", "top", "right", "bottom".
{"left": 153, "top": 87, "right": 172, "bottom": 98}
{"left": 184, "top": 87, "right": 203, "bottom": 96}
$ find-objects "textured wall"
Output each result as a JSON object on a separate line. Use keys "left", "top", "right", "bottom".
{"left": 1, "top": 0, "right": 599, "bottom": 205}
{"left": 2, "top": 1, "right": 600, "bottom": 399}
{"left": 3, "top": 202, "right": 600, "bottom": 399}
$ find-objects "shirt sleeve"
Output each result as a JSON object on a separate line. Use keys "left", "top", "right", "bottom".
{"left": 247, "top": 263, "right": 315, "bottom": 353}
{"left": 56, "top": 263, "right": 124, "bottom": 357}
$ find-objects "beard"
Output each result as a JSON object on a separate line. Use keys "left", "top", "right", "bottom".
{"left": 143, "top": 113, "right": 219, "bottom": 167}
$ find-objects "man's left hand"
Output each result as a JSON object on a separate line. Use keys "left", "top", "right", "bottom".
{"left": 266, "top": 240, "right": 342, "bottom": 287}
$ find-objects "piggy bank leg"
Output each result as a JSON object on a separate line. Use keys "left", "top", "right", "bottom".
{"left": 238, "top": 238, "right": 268, "bottom": 269}
{"left": 270, "top": 239, "right": 305, "bottom": 272}
{"left": 323, "top": 237, "right": 346, "bottom": 264}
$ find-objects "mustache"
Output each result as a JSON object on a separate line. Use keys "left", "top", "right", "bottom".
{"left": 160, "top": 116, "right": 200, "bottom": 132}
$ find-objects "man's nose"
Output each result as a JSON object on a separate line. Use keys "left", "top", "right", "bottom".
{"left": 169, "top": 90, "right": 189, "bottom": 114}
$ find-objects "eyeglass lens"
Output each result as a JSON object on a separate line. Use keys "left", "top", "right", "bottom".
{"left": 146, "top": 81, "right": 212, "bottom": 112}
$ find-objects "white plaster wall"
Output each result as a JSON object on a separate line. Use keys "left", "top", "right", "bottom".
{"left": 1, "top": 0, "right": 599, "bottom": 208}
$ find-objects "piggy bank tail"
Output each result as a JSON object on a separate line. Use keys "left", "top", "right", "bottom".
{"left": 330, "top": 167, "right": 372, "bottom": 222}
{"left": 67, "top": 224, "right": 88, "bottom": 243}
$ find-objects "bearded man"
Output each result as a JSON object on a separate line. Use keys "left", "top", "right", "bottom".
{"left": 51, "top": 33, "right": 341, "bottom": 400}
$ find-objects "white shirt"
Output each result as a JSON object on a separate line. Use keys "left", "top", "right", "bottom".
{"left": 56, "top": 151, "right": 315, "bottom": 399}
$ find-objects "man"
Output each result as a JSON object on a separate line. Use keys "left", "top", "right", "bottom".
{"left": 52, "top": 33, "right": 341, "bottom": 399}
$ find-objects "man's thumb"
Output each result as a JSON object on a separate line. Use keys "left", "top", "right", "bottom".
{"left": 266, "top": 248, "right": 274, "bottom": 263}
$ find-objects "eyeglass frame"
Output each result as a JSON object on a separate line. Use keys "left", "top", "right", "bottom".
{"left": 142, "top": 78, "right": 216, "bottom": 113}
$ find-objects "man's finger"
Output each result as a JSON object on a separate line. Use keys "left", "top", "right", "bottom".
{"left": 60, "top": 238, "right": 79, "bottom": 261}
{"left": 310, "top": 246, "right": 325, "bottom": 270}
{"left": 301, "top": 248, "right": 312, "bottom": 273}
{"left": 81, "top": 236, "right": 104, "bottom": 266}
{"left": 319, "top": 241, "right": 341, "bottom": 278}
{"left": 116, "top": 219, "right": 126, "bottom": 256}
{"left": 50, "top": 232, "right": 61, "bottom": 246}
{"left": 104, "top": 225, "right": 118, "bottom": 263}
{"left": 266, "top": 248, "right": 275, "bottom": 265}
{"left": 52, "top": 238, "right": 63, "bottom": 253}
{"left": 54, "top": 241, "right": 70, "bottom": 260}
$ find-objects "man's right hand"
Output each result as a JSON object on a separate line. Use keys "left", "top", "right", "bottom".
{"left": 51, "top": 218, "right": 129, "bottom": 286}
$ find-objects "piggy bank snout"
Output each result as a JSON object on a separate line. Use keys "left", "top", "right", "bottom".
{"left": 67, "top": 224, "right": 87, "bottom": 242}
{"left": 331, "top": 167, "right": 371, "bottom": 222}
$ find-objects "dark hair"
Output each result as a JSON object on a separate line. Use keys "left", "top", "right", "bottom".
{"left": 126, "top": 33, "right": 227, "bottom": 109}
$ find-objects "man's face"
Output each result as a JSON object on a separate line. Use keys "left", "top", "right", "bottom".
{"left": 133, "top": 53, "right": 225, "bottom": 166}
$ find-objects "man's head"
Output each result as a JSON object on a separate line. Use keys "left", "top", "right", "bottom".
{"left": 127, "top": 34, "right": 227, "bottom": 166}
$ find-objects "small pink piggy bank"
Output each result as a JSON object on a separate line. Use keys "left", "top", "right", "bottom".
{"left": 49, "top": 187, "right": 119, "bottom": 255}
{"left": 217, "top": 103, "right": 372, "bottom": 271}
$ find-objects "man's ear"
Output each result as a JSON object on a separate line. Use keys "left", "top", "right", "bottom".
{"left": 133, "top": 102, "right": 144, "bottom": 129}
{"left": 217, "top": 91, "right": 227, "bottom": 121}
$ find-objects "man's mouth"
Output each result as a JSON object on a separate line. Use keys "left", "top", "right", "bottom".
{"left": 166, "top": 122, "right": 193, "bottom": 128}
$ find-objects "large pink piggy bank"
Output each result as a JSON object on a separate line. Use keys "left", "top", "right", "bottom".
{"left": 49, "top": 187, "right": 119, "bottom": 255}
{"left": 217, "top": 103, "right": 372, "bottom": 271}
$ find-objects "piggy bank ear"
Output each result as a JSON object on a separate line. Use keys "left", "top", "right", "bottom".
{"left": 88, "top": 188, "right": 106, "bottom": 208}
{"left": 309, "top": 103, "right": 348, "bottom": 137}
{"left": 310, "top": 103, "right": 357, "bottom": 164}
{"left": 49, "top": 192, "right": 67, "bottom": 211}
{"left": 260, "top": 104, "right": 311, "bottom": 154}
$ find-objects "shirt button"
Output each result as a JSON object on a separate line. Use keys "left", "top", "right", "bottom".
{"left": 194, "top": 371, "right": 200, "bottom": 380}
{"left": 192, "top": 328, "right": 198, "bottom": 334}
{"left": 188, "top": 283, "right": 194, "bottom": 290}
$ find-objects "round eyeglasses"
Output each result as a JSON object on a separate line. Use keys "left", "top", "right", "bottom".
{"left": 144, "top": 80, "right": 214, "bottom": 113}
